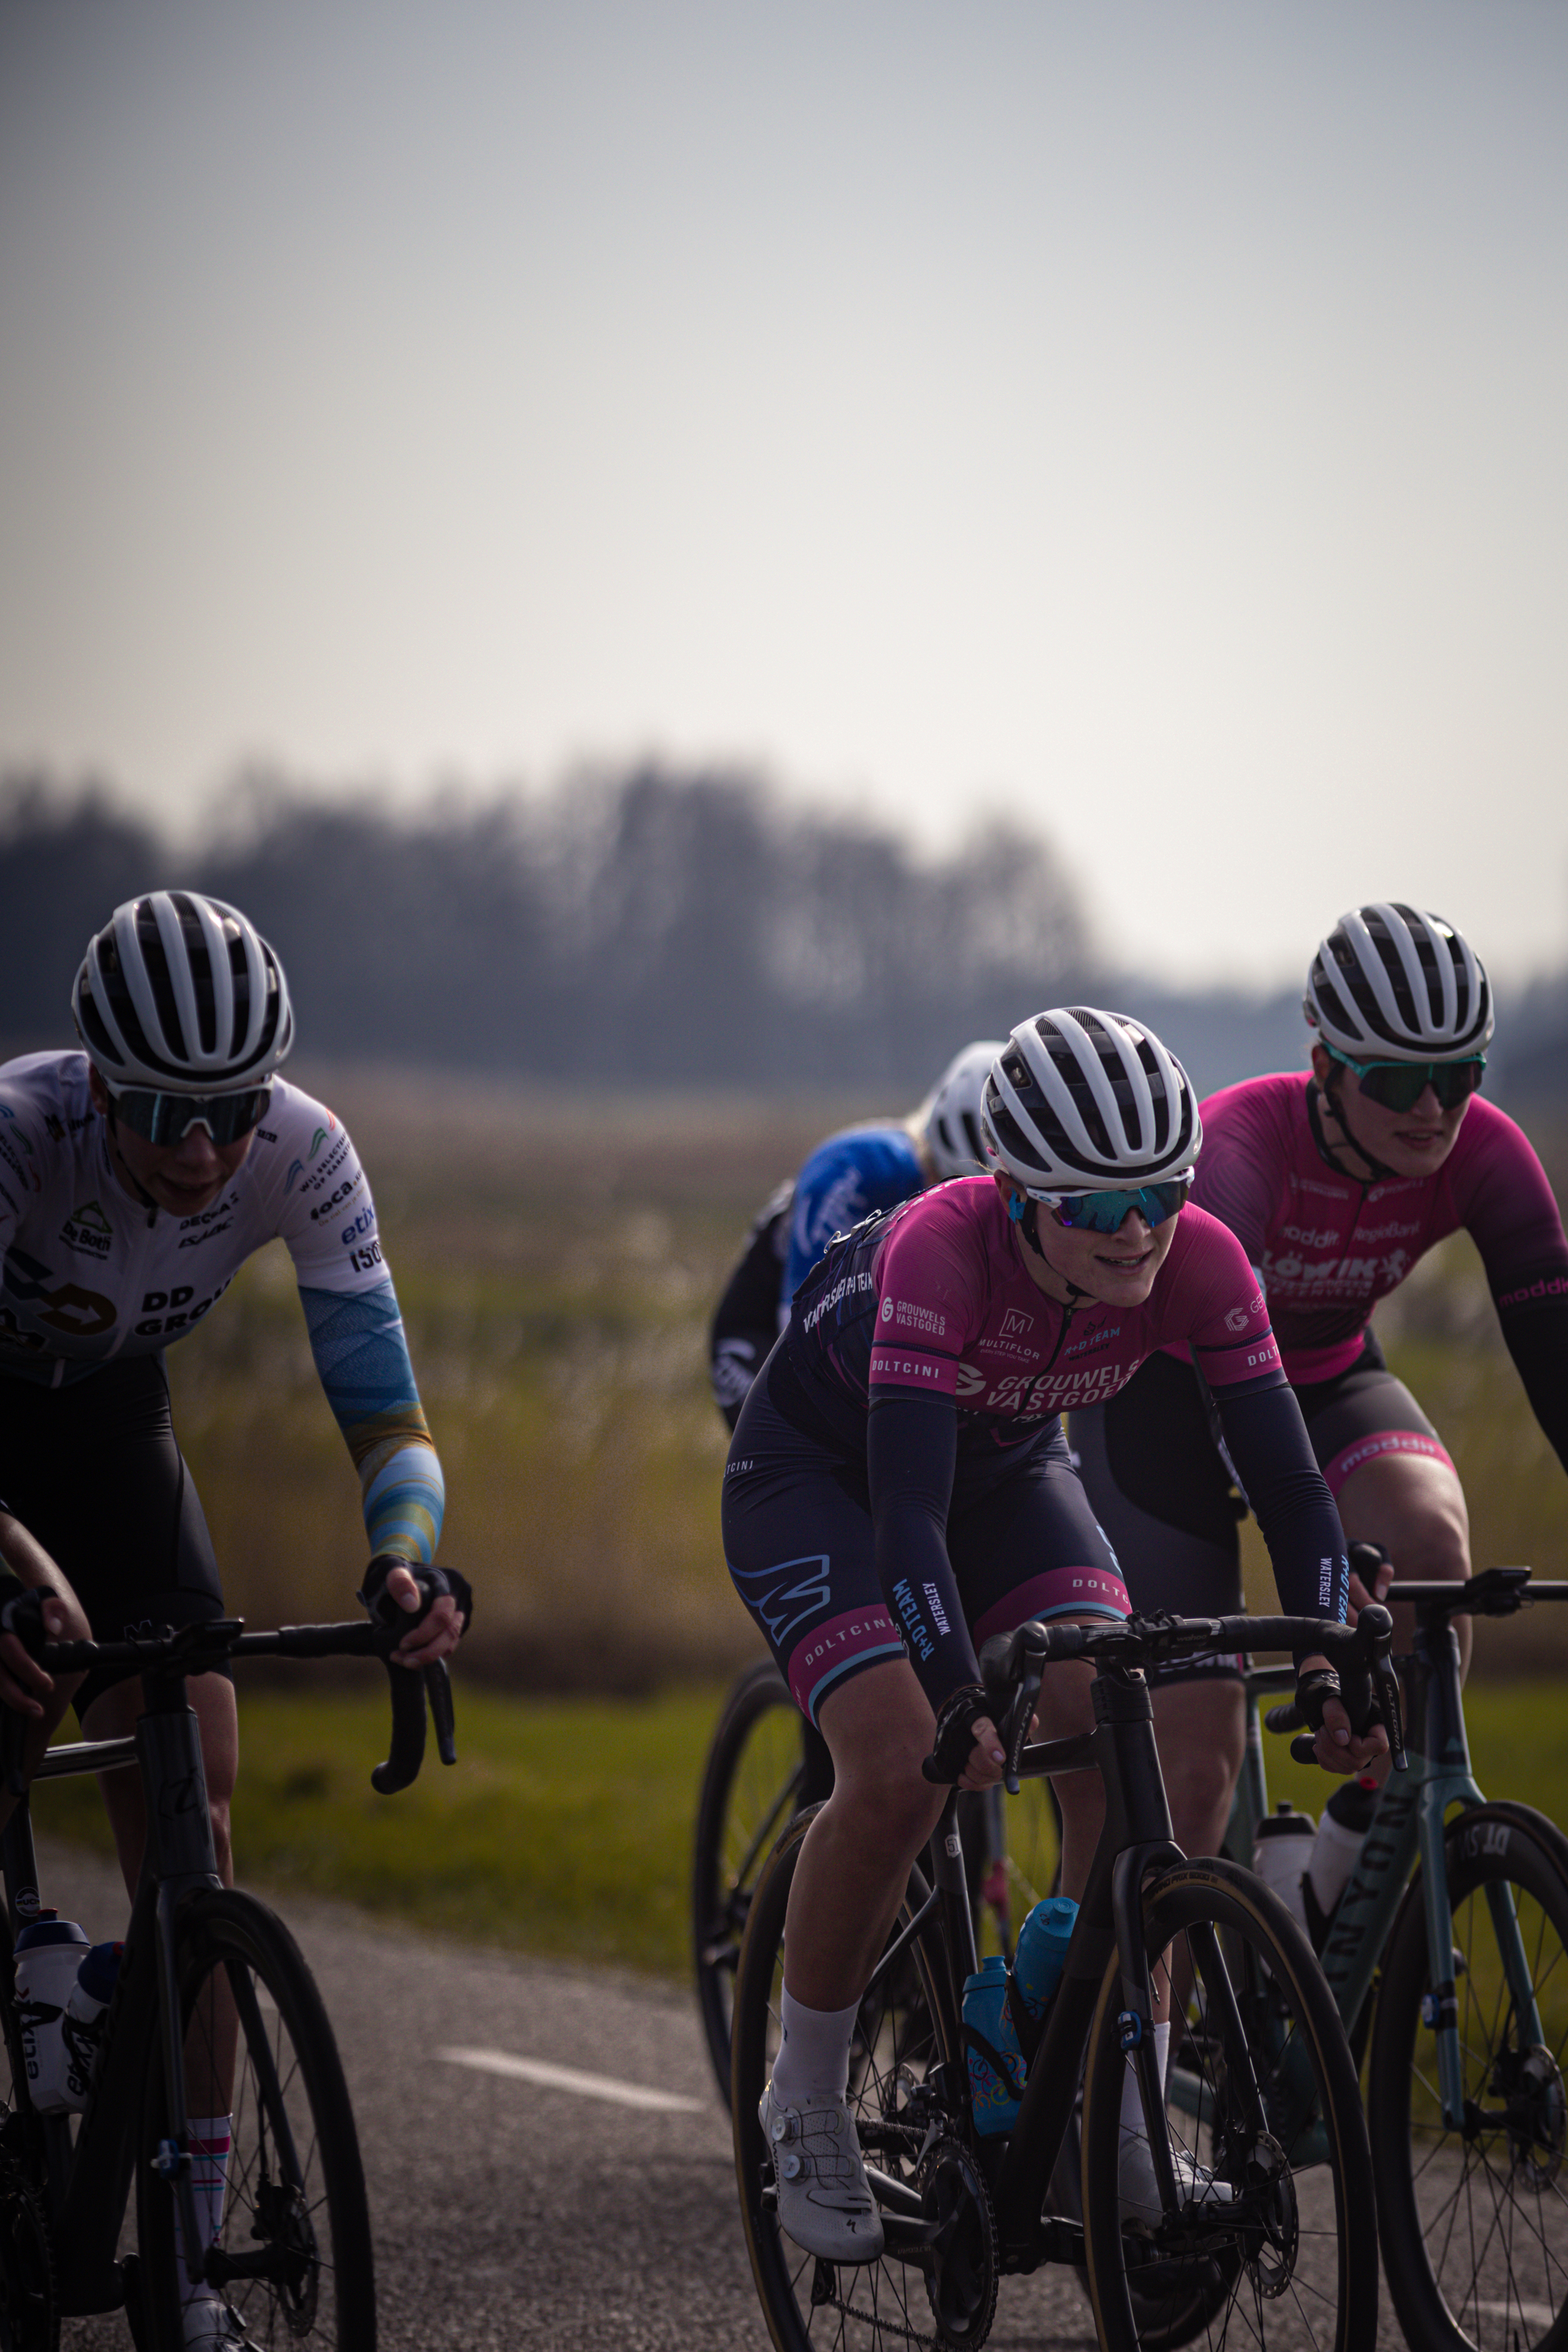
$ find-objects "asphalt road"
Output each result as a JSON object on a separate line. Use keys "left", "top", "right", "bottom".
{"left": 37, "top": 1839, "right": 1102, "bottom": 2351}
{"left": 35, "top": 1840, "right": 1421, "bottom": 2352}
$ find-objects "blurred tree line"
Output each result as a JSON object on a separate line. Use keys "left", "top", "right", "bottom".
{"left": 2, "top": 765, "right": 1102, "bottom": 1090}
{"left": 21, "top": 760, "right": 1559, "bottom": 1099}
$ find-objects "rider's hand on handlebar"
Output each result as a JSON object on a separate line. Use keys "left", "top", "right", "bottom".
{"left": 358, "top": 1558, "right": 471, "bottom": 1670}
{"left": 956, "top": 1711, "right": 1042, "bottom": 1791}
{"left": 383, "top": 1567, "right": 462, "bottom": 1668}
{"left": 1299, "top": 1651, "right": 1390, "bottom": 1776}
{"left": 0, "top": 1589, "right": 72, "bottom": 1719}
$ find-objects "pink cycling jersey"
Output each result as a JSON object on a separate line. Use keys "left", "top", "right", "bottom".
{"left": 1192, "top": 1076, "right": 1568, "bottom": 1385}
{"left": 793, "top": 1174, "right": 1283, "bottom": 1437}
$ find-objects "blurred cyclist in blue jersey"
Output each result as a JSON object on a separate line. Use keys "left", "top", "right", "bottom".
{"left": 708, "top": 1042, "right": 1004, "bottom": 1430}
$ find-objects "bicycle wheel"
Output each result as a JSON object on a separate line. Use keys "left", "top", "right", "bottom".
{"left": 694, "top": 1660, "right": 829, "bottom": 2106}
{"left": 1369, "top": 1799, "right": 1568, "bottom": 2352}
{"left": 1080, "top": 1855, "right": 1377, "bottom": 2352}
{"left": 136, "top": 1889, "right": 376, "bottom": 2351}
{"left": 732, "top": 1806, "right": 995, "bottom": 2352}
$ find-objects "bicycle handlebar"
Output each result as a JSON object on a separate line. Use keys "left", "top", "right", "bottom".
{"left": 943, "top": 1605, "right": 1406, "bottom": 1792}
{"left": 17, "top": 1617, "right": 456, "bottom": 1796}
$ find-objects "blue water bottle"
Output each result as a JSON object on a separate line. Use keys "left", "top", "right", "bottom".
{"left": 962, "top": 1955, "right": 1026, "bottom": 2135}
{"left": 1011, "top": 1896, "right": 1078, "bottom": 2027}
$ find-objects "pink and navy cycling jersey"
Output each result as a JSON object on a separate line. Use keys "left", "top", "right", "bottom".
{"left": 789, "top": 1175, "right": 1282, "bottom": 1450}
{"left": 771, "top": 1174, "right": 1350, "bottom": 1695}
{"left": 1192, "top": 1076, "right": 1568, "bottom": 1410}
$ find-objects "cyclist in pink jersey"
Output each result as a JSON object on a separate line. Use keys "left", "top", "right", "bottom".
{"left": 1072, "top": 903, "right": 1568, "bottom": 1883}
{"left": 724, "top": 1007, "right": 1382, "bottom": 2261}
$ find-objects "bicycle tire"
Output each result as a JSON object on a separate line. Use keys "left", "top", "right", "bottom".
{"left": 731, "top": 1805, "right": 989, "bottom": 2352}
{"left": 1080, "top": 1855, "right": 1378, "bottom": 2352}
{"left": 136, "top": 1888, "right": 376, "bottom": 2352}
{"left": 694, "top": 1660, "right": 818, "bottom": 2106}
{"left": 1368, "top": 1798, "right": 1568, "bottom": 2352}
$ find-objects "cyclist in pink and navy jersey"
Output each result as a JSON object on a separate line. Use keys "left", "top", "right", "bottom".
{"left": 724, "top": 1007, "right": 1384, "bottom": 2264}
{"left": 1071, "top": 902, "right": 1568, "bottom": 1882}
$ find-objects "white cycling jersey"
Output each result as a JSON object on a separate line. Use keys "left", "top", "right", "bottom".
{"left": 0, "top": 1053, "right": 386, "bottom": 1384}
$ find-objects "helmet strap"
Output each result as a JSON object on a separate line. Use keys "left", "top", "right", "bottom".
{"left": 1007, "top": 1189, "right": 1090, "bottom": 1299}
{"left": 1306, "top": 1073, "right": 1397, "bottom": 1189}
{"left": 101, "top": 1096, "right": 162, "bottom": 1225}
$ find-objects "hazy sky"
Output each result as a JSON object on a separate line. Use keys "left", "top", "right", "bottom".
{"left": 2, "top": 0, "right": 1564, "bottom": 989}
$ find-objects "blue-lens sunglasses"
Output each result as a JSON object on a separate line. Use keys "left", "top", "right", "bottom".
{"left": 1022, "top": 1178, "right": 1192, "bottom": 1236}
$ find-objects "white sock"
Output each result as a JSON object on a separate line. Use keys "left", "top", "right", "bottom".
{"left": 1120, "top": 2021, "right": 1171, "bottom": 2141}
{"left": 771, "top": 1990, "right": 860, "bottom": 2106}
{"left": 174, "top": 2114, "right": 232, "bottom": 2296}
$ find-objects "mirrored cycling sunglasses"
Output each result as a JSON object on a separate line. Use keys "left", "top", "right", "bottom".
{"left": 1325, "top": 1047, "right": 1486, "bottom": 1112}
{"left": 1037, "top": 1178, "right": 1191, "bottom": 1235}
{"left": 106, "top": 1083, "right": 273, "bottom": 1146}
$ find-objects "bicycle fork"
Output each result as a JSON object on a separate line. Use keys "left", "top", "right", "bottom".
{"left": 140, "top": 1675, "right": 227, "bottom": 2292}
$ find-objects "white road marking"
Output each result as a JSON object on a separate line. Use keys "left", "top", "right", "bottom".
{"left": 1468, "top": 2302, "right": 1556, "bottom": 2328}
{"left": 437, "top": 2045, "right": 704, "bottom": 2113}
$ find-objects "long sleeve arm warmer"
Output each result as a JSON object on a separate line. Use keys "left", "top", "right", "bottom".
{"left": 1213, "top": 1376, "right": 1350, "bottom": 1632}
{"left": 300, "top": 1279, "right": 446, "bottom": 1564}
{"left": 1493, "top": 1282, "right": 1568, "bottom": 1475}
{"left": 866, "top": 1389, "right": 982, "bottom": 1708}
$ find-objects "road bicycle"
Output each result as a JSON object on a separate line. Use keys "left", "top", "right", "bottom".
{"left": 731, "top": 1604, "right": 1398, "bottom": 2352}
{"left": 0, "top": 1606, "right": 457, "bottom": 2352}
{"left": 692, "top": 1660, "right": 1061, "bottom": 2107}
{"left": 1185, "top": 1564, "right": 1568, "bottom": 2352}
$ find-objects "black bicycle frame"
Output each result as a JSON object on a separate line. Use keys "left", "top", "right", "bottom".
{"left": 880, "top": 1661, "right": 1185, "bottom": 2271}
{"left": 1, "top": 1667, "right": 225, "bottom": 2318}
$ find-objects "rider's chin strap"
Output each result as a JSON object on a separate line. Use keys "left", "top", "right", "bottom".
{"left": 1305, "top": 1076, "right": 1397, "bottom": 1189}
{"left": 1007, "top": 1190, "right": 1090, "bottom": 1300}
{"left": 103, "top": 1098, "right": 160, "bottom": 1226}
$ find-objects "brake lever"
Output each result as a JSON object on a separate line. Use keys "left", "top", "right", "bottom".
{"left": 426, "top": 1661, "right": 458, "bottom": 1767}
{"left": 1, "top": 1708, "right": 26, "bottom": 1800}
{"left": 371, "top": 1661, "right": 429, "bottom": 1795}
{"left": 1004, "top": 1668, "right": 1042, "bottom": 1798}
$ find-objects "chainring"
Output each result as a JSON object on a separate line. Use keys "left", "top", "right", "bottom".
{"left": 918, "top": 2137, "right": 999, "bottom": 2350}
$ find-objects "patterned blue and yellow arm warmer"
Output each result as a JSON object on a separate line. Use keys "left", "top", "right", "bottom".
{"left": 300, "top": 1280, "right": 445, "bottom": 1564}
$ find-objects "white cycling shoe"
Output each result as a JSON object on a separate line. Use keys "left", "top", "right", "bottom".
{"left": 760, "top": 2078, "right": 886, "bottom": 2263}
{"left": 1119, "top": 2131, "right": 1236, "bottom": 2230}
{"left": 182, "top": 2297, "right": 261, "bottom": 2350}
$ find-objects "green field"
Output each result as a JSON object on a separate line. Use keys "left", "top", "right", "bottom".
{"left": 34, "top": 1066, "right": 1568, "bottom": 1973}
{"left": 167, "top": 1064, "right": 1568, "bottom": 1689}
{"left": 33, "top": 1677, "right": 1568, "bottom": 1980}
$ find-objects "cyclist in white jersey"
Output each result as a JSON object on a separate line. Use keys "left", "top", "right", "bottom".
{"left": 0, "top": 894, "right": 464, "bottom": 2347}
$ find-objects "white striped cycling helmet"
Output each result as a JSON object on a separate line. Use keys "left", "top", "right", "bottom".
{"left": 921, "top": 1040, "right": 1007, "bottom": 1180}
{"left": 1305, "top": 903, "right": 1493, "bottom": 1063}
{"left": 980, "top": 1007, "right": 1200, "bottom": 1192}
{"left": 73, "top": 891, "right": 294, "bottom": 1091}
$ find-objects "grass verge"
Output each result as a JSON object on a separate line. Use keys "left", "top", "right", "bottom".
{"left": 31, "top": 1675, "right": 1568, "bottom": 1982}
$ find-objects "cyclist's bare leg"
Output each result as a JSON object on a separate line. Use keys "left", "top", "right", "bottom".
{"left": 83, "top": 1669, "right": 238, "bottom": 2111}
{"left": 1338, "top": 1447, "right": 1472, "bottom": 1681}
{"left": 0, "top": 1512, "right": 88, "bottom": 1831}
{"left": 782, "top": 1660, "right": 946, "bottom": 2012}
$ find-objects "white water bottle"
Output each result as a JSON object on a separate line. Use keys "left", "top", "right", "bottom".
{"left": 1252, "top": 1805, "right": 1316, "bottom": 1935}
{"left": 60, "top": 1941, "right": 122, "bottom": 2109}
{"left": 14, "top": 1912, "right": 91, "bottom": 2115}
{"left": 1307, "top": 1776, "right": 1381, "bottom": 1920}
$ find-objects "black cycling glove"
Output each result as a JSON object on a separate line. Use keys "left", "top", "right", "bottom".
{"left": 358, "top": 1558, "right": 473, "bottom": 1639}
{"left": 1293, "top": 1664, "right": 1342, "bottom": 1734}
{"left": 926, "top": 1684, "right": 995, "bottom": 1784}
{"left": 0, "top": 1577, "right": 56, "bottom": 1657}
